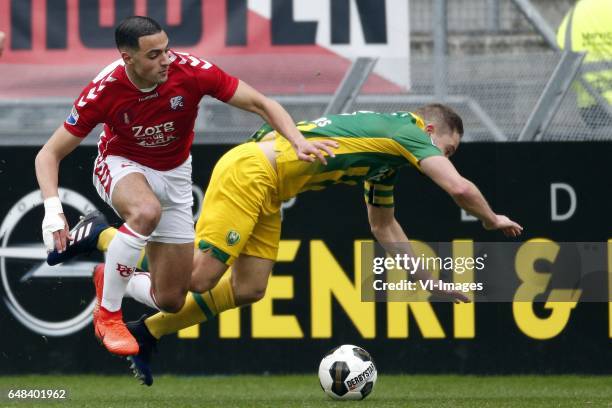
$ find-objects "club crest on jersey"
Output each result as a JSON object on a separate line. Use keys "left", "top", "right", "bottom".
{"left": 170, "top": 96, "right": 184, "bottom": 111}
{"left": 65, "top": 106, "right": 79, "bottom": 125}
{"left": 226, "top": 230, "right": 240, "bottom": 246}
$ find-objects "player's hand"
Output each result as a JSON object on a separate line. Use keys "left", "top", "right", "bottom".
{"left": 41, "top": 197, "right": 72, "bottom": 253}
{"left": 294, "top": 139, "right": 339, "bottom": 165}
{"left": 431, "top": 286, "right": 470, "bottom": 303}
{"left": 483, "top": 214, "right": 523, "bottom": 237}
{"left": 0, "top": 31, "right": 5, "bottom": 57}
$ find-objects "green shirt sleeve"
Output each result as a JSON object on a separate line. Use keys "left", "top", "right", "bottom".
{"left": 248, "top": 123, "right": 275, "bottom": 142}
{"left": 393, "top": 125, "right": 443, "bottom": 166}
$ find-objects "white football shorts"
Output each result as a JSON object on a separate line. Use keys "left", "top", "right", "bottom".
{"left": 92, "top": 153, "right": 194, "bottom": 244}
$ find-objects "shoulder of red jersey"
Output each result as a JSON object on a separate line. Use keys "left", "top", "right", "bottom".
{"left": 75, "top": 58, "right": 126, "bottom": 109}
{"left": 169, "top": 50, "right": 239, "bottom": 102}
{"left": 168, "top": 51, "right": 216, "bottom": 73}
{"left": 64, "top": 59, "right": 126, "bottom": 137}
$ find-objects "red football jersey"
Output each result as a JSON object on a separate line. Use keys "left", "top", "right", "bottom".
{"left": 64, "top": 51, "right": 239, "bottom": 171}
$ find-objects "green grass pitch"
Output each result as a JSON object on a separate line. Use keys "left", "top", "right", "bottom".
{"left": 0, "top": 375, "right": 610, "bottom": 407}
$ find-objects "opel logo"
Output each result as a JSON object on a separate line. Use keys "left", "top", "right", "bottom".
{"left": 0, "top": 188, "right": 99, "bottom": 337}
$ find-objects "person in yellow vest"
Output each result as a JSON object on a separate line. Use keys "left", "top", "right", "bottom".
{"left": 557, "top": 0, "right": 612, "bottom": 128}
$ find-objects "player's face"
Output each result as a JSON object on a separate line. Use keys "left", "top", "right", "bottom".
{"left": 439, "top": 131, "right": 460, "bottom": 158}
{"left": 428, "top": 125, "right": 461, "bottom": 158}
{"left": 125, "top": 31, "right": 171, "bottom": 87}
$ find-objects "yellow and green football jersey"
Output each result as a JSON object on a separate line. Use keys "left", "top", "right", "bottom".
{"left": 249, "top": 111, "right": 442, "bottom": 208}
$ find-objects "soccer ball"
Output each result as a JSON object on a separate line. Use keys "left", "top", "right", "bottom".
{"left": 318, "top": 344, "right": 377, "bottom": 400}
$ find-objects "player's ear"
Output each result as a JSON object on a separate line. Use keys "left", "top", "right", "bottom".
{"left": 425, "top": 123, "right": 435, "bottom": 134}
{"left": 120, "top": 49, "right": 134, "bottom": 65}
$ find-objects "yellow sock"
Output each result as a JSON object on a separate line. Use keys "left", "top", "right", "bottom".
{"left": 144, "top": 274, "right": 236, "bottom": 339}
{"left": 96, "top": 227, "right": 116, "bottom": 252}
{"left": 97, "top": 226, "right": 147, "bottom": 269}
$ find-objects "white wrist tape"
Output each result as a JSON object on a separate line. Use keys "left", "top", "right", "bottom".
{"left": 43, "top": 196, "right": 64, "bottom": 215}
{"left": 42, "top": 197, "right": 65, "bottom": 251}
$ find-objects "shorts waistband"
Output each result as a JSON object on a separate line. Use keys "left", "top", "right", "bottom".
{"left": 246, "top": 142, "right": 278, "bottom": 189}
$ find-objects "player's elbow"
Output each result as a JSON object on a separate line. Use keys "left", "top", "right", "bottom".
{"left": 369, "top": 221, "right": 393, "bottom": 241}
{"left": 34, "top": 146, "right": 55, "bottom": 174}
{"left": 239, "top": 90, "right": 272, "bottom": 117}
{"left": 448, "top": 179, "right": 472, "bottom": 200}
{"left": 34, "top": 149, "right": 44, "bottom": 170}
{"left": 369, "top": 223, "right": 383, "bottom": 237}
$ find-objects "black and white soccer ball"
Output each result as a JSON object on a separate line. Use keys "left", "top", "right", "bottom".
{"left": 318, "top": 344, "right": 377, "bottom": 400}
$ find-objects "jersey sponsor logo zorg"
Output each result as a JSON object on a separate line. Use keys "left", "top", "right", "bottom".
{"left": 131, "top": 121, "right": 176, "bottom": 147}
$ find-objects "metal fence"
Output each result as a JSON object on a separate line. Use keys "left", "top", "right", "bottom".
{"left": 542, "top": 62, "right": 612, "bottom": 141}
{"left": 411, "top": 0, "right": 528, "bottom": 34}
{"left": 1, "top": 0, "right": 610, "bottom": 144}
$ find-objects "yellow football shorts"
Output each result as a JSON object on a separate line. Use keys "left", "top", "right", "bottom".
{"left": 195, "top": 142, "right": 281, "bottom": 265}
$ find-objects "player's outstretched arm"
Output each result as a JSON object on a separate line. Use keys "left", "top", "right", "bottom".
{"left": 227, "top": 80, "right": 338, "bottom": 164}
{"left": 366, "top": 204, "right": 469, "bottom": 303}
{"left": 419, "top": 156, "right": 523, "bottom": 237}
{"left": 35, "top": 126, "right": 83, "bottom": 252}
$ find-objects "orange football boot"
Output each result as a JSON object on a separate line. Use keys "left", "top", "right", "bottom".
{"left": 92, "top": 264, "right": 139, "bottom": 356}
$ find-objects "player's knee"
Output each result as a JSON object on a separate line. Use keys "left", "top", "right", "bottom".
{"left": 127, "top": 201, "right": 162, "bottom": 234}
{"left": 190, "top": 275, "right": 218, "bottom": 294}
{"left": 236, "top": 286, "right": 267, "bottom": 306}
{"left": 249, "top": 287, "right": 267, "bottom": 303}
{"left": 137, "top": 201, "right": 162, "bottom": 227}
{"left": 155, "top": 292, "right": 186, "bottom": 313}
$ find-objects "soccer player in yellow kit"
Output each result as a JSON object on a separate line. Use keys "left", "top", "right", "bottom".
{"left": 48, "top": 104, "right": 522, "bottom": 385}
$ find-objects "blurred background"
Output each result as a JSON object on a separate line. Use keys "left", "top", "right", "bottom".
{"left": 2, "top": 0, "right": 610, "bottom": 145}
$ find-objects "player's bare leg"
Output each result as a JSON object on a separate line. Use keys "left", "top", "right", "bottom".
{"left": 230, "top": 254, "right": 274, "bottom": 306}
{"left": 189, "top": 248, "right": 229, "bottom": 293}
{"left": 97, "top": 173, "right": 159, "bottom": 356}
{"left": 127, "top": 249, "right": 229, "bottom": 385}
{"left": 127, "top": 251, "right": 274, "bottom": 385}
{"left": 145, "top": 241, "right": 194, "bottom": 312}
{"left": 132, "top": 249, "right": 229, "bottom": 341}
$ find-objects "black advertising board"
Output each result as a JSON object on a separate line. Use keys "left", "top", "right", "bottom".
{"left": 0, "top": 143, "right": 610, "bottom": 374}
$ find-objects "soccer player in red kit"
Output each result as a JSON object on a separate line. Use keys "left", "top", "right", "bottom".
{"left": 34, "top": 16, "right": 336, "bottom": 356}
